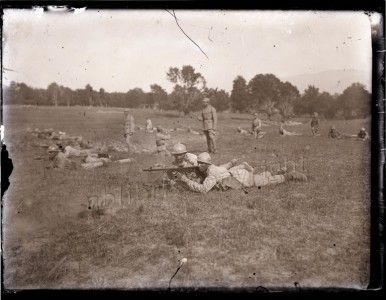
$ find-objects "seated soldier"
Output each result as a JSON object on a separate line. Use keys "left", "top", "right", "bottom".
{"left": 251, "top": 113, "right": 266, "bottom": 138}
{"left": 328, "top": 126, "right": 342, "bottom": 139}
{"left": 174, "top": 152, "right": 307, "bottom": 193}
{"left": 357, "top": 127, "right": 369, "bottom": 140}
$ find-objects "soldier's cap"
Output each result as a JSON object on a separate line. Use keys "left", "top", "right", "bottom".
{"left": 197, "top": 152, "right": 212, "bottom": 165}
{"left": 361, "top": 127, "right": 365, "bottom": 131}
{"left": 202, "top": 97, "right": 210, "bottom": 103}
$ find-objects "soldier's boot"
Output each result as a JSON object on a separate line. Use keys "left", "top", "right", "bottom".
{"left": 284, "top": 171, "right": 307, "bottom": 182}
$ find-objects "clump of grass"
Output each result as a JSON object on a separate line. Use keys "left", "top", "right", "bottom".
{"left": 246, "top": 200, "right": 256, "bottom": 209}
{"left": 136, "top": 203, "right": 144, "bottom": 215}
{"left": 163, "top": 222, "right": 186, "bottom": 247}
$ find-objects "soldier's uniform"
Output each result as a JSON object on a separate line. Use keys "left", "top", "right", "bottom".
{"left": 201, "top": 98, "right": 218, "bottom": 153}
{"left": 178, "top": 152, "right": 307, "bottom": 193}
{"left": 251, "top": 115, "right": 262, "bottom": 138}
{"left": 165, "top": 144, "right": 204, "bottom": 188}
{"left": 311, "top": 113, "right": 320, "bottom": 136}
{"left": 328, "top": 127, "right": 342, "bottom": 139}
{"left": 357, "top": 128, "right": 369, "bottom": 140}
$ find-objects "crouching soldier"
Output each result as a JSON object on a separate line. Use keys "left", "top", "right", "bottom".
{"left": 174, "top": 152, "right": 307, "bottom": 193}
{"left": 311, "top": 112, "right": 320, "bottom": 136}
{"left": 328, "top": 126, "right": 342, "bottom": 139}
{"left": 47, "top": 145, "right": 77, "bottom": 169}
{"left": 357, "top": 127, "right": 369, "bottom": 140}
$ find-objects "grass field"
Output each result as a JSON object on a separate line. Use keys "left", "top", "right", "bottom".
{"left": 2, "top": 105, "right": 371, "bottom": 289}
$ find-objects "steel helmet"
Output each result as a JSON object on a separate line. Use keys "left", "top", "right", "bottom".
{"left": 171, "top": 143, "right": 187, "bottom": 155}
{"left": 47, "top": 145, "right": 59, "bottom": 152}
{"left": 197, "top": 152, "right": 212, "bottom": 164}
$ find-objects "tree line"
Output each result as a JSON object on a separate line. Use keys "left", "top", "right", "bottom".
{"left": 3, "top": 65, "right": 371, "bottom": 119}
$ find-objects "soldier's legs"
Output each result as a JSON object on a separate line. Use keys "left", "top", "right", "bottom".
{"left": 209, "top": 131, "right": 216, "bottom": 153}
{"left": 204, "top": 130, "right": 211, "bottom": 152}
{"left": 253, "top": 171, "right": 285, "bottom": 187}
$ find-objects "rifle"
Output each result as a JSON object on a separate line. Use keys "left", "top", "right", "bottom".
{"left": 142, "top": 166, "right": 199, "bottom": 173}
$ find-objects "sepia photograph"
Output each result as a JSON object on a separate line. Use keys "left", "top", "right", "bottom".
{"left": 1, "top": 8, "right": 382, "bottom": 290}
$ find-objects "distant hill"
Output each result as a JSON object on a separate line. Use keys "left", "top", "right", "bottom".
{"left": 281, "top": 69, "right": 371, "bottom": 94}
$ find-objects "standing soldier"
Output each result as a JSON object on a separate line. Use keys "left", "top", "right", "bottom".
{"left": 311, "top": 112, "right": 320, "bottom": 136}
{"left": 198, "top": 97, "right": 218, "bottom": 153}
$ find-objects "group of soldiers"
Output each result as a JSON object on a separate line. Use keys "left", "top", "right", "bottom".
{"left": 310, "top": 112, "right": 369, "bottom": 140}
{"left": 146, "top": 97, "right": 308, "bottom": 194}
{"left": 147, "top": 97, "right": 370, "bottom": 194}
{"left": 160, "top": 142, "right": 307, "bottom": 194}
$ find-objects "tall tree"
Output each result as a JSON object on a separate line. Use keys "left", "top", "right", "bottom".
{"left": 205, "top": 88, "right": 230, "bottom": 112}
{"left": 47, "top": 82, "right": 60, "bottom": 106}
{"left": 230, "top": 76, "right": 250, "bottom": 113}
{"left": 166, "top": 65, "right": 206, "bottom": 115}
{"left": 149, "top": 84, "right": 168, "bottom": 110}
{"left": 337, "top": 83, "right": 371, "bottom": 119}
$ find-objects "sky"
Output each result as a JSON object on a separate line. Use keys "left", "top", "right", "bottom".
{"left": 2, "top": 9, "right": 373, "bottom": 93}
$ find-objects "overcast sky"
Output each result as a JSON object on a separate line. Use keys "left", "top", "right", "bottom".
{"left": 3, "top": 9, "right": 373, "bottom": 93}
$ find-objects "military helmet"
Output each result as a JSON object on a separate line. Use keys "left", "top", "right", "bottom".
{"left": 171, "top": 143, "right": 187, "bottom": 155}
{"left": 47, "top": 145, "right": 59, "bottom": 152}
{"left": 197, "top": 152, "right": 212, "bottom": 165}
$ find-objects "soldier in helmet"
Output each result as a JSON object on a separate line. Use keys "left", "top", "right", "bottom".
{"left": 311, "top": 112, "right": 320, "bottom": 136}
{"left": 197, "top": 97, "right": 218, "bottom": 153}
{"left": 170, "top": 143, "right": 198, "bottom": 167}
{"left": 165, "top": 143, "right": 203, "bottom": 186}
{"left": 174, "top": 152, "right": 307, "bottom": 193}
{"left": 357, "top": 127, "right": 369, "bottom": 140}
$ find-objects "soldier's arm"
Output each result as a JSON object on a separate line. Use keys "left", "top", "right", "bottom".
{"left": 212, "top": 107, "right": 218, "bottom": 130}
{"left": 180, "top": 173, "right": 217, "bottom": 193}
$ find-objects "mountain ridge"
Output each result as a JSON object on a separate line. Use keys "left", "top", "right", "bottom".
{"left": 280, "top": 69, "right": 371, "bottom": 94}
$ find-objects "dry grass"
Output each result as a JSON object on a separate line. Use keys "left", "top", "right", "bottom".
{"left": 2, "top": 105, "right": 370, "bottom": 289}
